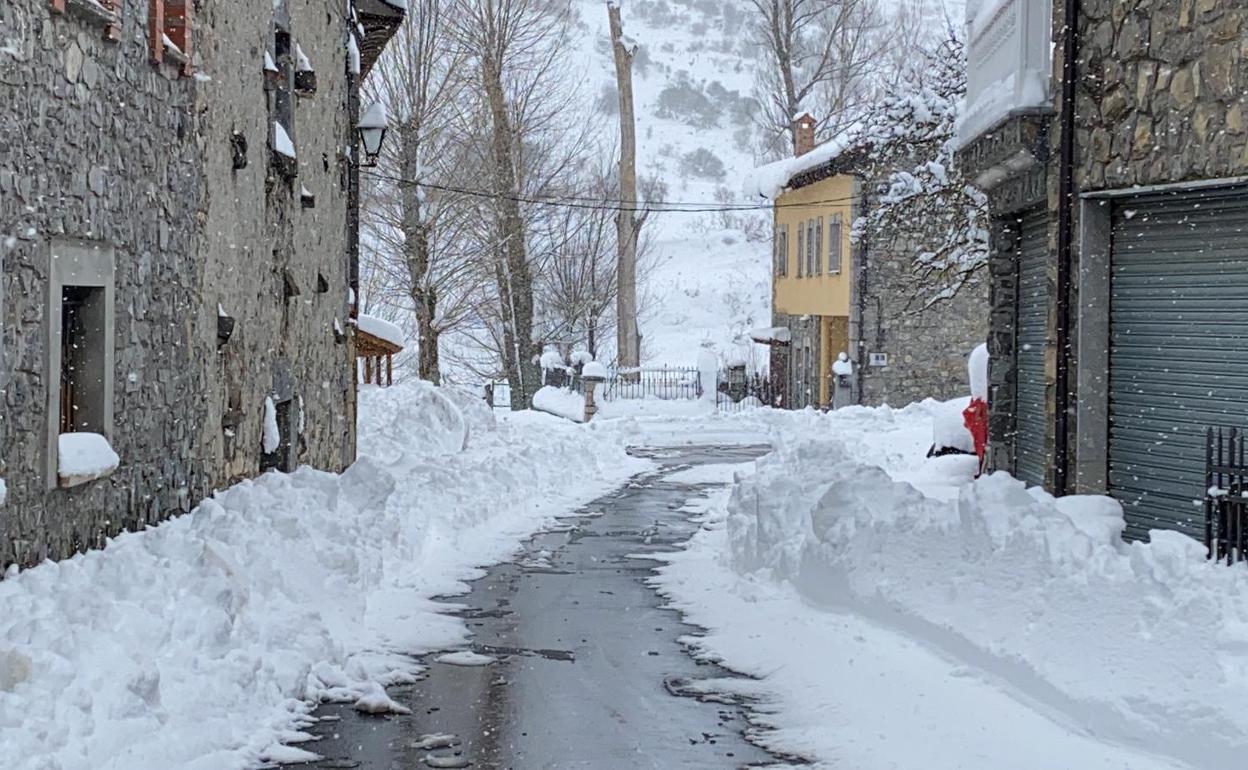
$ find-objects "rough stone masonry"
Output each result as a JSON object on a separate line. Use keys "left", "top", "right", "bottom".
{"left": 0, "top": 0, "right": 391, "bottom": 567}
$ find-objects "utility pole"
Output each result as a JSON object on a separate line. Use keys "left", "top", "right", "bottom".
{"left": 608, "top": 1, "right": 640, "bottom": 371}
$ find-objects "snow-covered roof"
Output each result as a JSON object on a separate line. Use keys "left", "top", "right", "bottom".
{"left": 355, "top": 313, "right": 405, "bottom": 348}
{"left": 744, "top": 132, "right": 858, "bottom": 201}
{"left": 749, "top": 326, "right": 792, "bottom": 344}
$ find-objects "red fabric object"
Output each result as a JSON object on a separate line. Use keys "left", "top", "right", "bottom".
{"left": 963, "top": 397, "right": 989, "bottom": 476}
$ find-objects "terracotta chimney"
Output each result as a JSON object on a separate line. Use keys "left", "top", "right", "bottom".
{"left": 793, "top": 113, "right": 816, "bottom": 157}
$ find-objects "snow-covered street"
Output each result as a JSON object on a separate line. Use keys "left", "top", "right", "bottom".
{"left": 0, "top": 384, "right": 649, "bottom": 770}
{"left": 4, "top": 392, "right": 1247, "bottom": 769}
{"left": 5, "top": 0, "right": 1244, "bottom": 765}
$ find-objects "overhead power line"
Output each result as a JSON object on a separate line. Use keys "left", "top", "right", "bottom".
{"left": 359, "top": 170, "right": 861, "bottom": 214}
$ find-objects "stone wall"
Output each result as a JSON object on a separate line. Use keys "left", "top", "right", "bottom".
{"left": 1076, "top": 0, "right": 1247, "bottom": 192}
{"left": 854, "top": 195, "right": 990, "bottom": 408}
{"left": 0, "top": 0, "right": 359, "bottom": 568}
{"left": 0, "top": 0, "right": 208, "bottom": 565}
{"left": 195, "top": 0, "right": 357, "bottom": 485}
{"left": 968, "top": 0, "right": 1247, "bottom": 491}
{"left": 772, "top": 311, "right": 821, "bottom": 409}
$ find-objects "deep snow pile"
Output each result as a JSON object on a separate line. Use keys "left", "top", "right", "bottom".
{"left": 0, "top": 381, "right": 647, "bottom": 770}
{"left": 724, "top": 434, "right": 1248, "bottom": 768}
{"left": 531, "top": 386, "right": 586, "bottom": 423}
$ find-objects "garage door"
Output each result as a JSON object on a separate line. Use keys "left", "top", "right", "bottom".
{"left": 1109, "top": 185, "right": 1248, "bottom": 541}
{"left": 1015, "top": 208, "right": 1049, "bottom": 487}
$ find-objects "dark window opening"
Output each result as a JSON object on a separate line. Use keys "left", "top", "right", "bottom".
{"left": 60, "top": 285, "right": 107, "bottom": 435}
{"left": 271, "top": 26, "right": 298, "bottom": 180}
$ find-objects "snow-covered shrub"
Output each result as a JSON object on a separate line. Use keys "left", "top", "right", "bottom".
{"left": 850, "top": 37, "right": 989, "bottom": 305}
{"left": 656, "top": 74, "right": 721, "bottom": 126}
{"left": 679, "top": 148, "right": 726, "bottom": 180}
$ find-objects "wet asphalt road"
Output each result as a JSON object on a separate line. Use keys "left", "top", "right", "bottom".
{"left": 297, "top": 444, "right": 797, "bottom": 770}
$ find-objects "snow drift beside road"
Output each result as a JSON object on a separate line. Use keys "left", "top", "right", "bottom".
{"left": 727, "top": 435, "right": 1248, "bottom": 768}
{"left": 0, "top": 380, "right": 647, "bottom": 770}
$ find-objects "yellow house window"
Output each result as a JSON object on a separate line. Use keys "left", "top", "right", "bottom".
{"left": 796, "top": 222, "right": 805, "bottom": 278}
{"left": 774, "top": 224, "right": 789, "bottom": 277}
{"left": 814, "top": 216, "right": 824, "bottom": 276}
{"left": 828, "top": 213, "right": 843, "bottom": 274}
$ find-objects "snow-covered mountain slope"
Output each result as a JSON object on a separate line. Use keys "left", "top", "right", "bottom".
{"left": 570, "top": 0, "right": 772, "bottom": 369}
{"left": 570, "top": 0, "right": 965, "bottom": 369}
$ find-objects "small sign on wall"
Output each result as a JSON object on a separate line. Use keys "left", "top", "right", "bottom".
{"left": 869, "top": 352, "right": 888, "bottom": 367}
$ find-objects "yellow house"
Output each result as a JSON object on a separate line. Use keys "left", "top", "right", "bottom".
{"left": 770, "top": 169, "right": 855, "bottom": 407}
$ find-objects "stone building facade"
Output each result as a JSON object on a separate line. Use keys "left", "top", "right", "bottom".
{"left": 764, "top": 150, "right": 988, "bottom": 410}
{"left": 0, "top": 0, "right": 401, "bottom": 567}
{"left": 960, "top": 0, "right": 1248, "bottom": 541}
{"left": 853, "top": 186, "right": 990, "bottom": 407}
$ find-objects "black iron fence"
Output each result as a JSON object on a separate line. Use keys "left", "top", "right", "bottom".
{"left": 1205, "top": 427, "right": 1248, "bottom": 564}
{"left": 600, "top": 366, "right": 702, "bottom": 402}
{"left": 716, "top": 371, "right": 776, "bottom": 412}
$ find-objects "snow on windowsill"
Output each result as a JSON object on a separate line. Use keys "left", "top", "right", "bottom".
{"left": 263, "top": 396, "right": 280, "bottom": 454}
{"left": 65, "top": 0, "right": 118, "bottom": 25}
{"left": 294, "top": 43, "right": 312, "bottom": 73}
{"left": 273, "top": 122, "right": 296, "bottom": 159}
{"left": 161, "top": 33, "right": 186, "bottom": 61}
{"left": 58, "top": 432, "right": 120, "bottom": 488}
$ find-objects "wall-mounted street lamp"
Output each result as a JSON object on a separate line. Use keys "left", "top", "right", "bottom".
{"left": 356, "top": 102, "right": 388, "bottom": 168}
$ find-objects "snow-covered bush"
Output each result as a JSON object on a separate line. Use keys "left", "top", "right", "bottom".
{"left": 850, "top": 37, "right": 989, "bottom": 305}
{"left": 679, "top": 148, "right": 727, "bottom": 180}
{"left": 656, "top": 73, "right": 722, "bottom": 126}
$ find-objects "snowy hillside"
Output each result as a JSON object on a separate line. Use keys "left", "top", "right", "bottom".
{"left": 569, "top": 0, "right": 964, "bottom": 370}
{"left": 571, "top": 0, "right": 773, "bottom": 369}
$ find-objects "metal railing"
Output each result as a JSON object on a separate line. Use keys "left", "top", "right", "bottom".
{"left": 1205, "top": 426, "right": 1248, "bottom": 564}
{"left": 601, "top": 366, "right": 702, "bottom": 402}
{"left": 716, "top": 371, "right": 776, "bottom": 412}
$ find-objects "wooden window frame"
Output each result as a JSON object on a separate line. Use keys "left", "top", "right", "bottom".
{"left": 814, "top": 216, "right": 824, "bottom": 276}
{"left": 149, "top": 0, "right": 194, "bottom": 76}
{"left": 798, "top": 220, "right": 805, "bottom": 277}
{"left": 806, "top": 220, "right": 815, "bottom": 276}
{"left": 828, "top": 213, "right": 843, "bottom": 274}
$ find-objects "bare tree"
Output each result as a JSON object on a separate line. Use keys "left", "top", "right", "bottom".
{"left": 607, "top": 1, "right": 642, "bottom": 370}
{"left": 450, "top": 0, "right": 573, "bottom": 409}
{"left": 362, "top": 0, "right": 469, "bottom": 384}
{"left": 852, "top": 35, "right": 988, "bottom": 306}
{"left": 749, "top": 0, "right": 885, "bottom": 158}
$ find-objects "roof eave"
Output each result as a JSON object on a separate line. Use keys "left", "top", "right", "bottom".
{"left": 355, "top": 0, "right": 405, "bottom": 80}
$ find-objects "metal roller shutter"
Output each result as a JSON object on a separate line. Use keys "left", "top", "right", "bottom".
{"left": 1015, "top": 208, "right": 1049, "bottom": 486}
{"left": 1109, "top": 185, "right": 1248, "bottom": 541}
